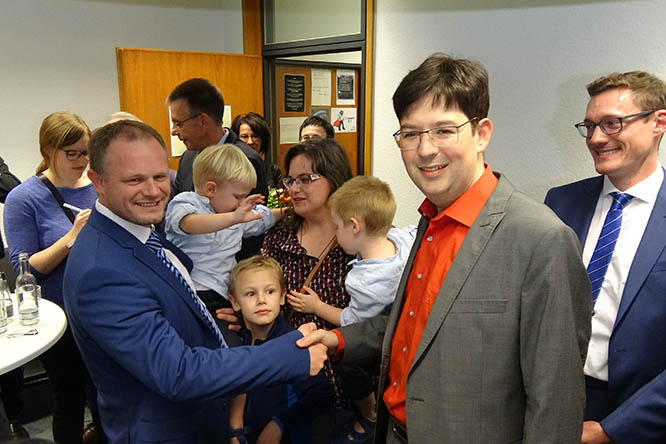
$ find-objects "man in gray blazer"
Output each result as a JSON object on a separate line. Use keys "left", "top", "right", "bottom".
{"left": 299, "top": 54, "right": 591, "bottom": 443}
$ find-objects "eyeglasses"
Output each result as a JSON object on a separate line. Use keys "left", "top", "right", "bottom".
{"left": 171, "top": 113, "right": 201, "bottom": 129}
{"left": 282, "top": 173, "right": 323, "bottom": 188}
{"left": 574, "top": 110, "right": 655, "bottom": 138}
{"left": 60, "top": 148, "right": 89, "bottom": 161}
{"left": 392, "top": 118, "right": 478, "bottom": 150}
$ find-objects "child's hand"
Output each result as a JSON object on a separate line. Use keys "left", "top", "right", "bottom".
{"left": 287, "top": 286, "right": 321, "bottom": 314}
{"left": 233, "top": 194, "right": 266, "bottom": 224}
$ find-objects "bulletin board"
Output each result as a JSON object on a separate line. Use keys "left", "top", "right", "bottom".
{"left": 274, "top": 63, "right": 360, "bottom": 175}
{"left": 116, "top": 47, "right": 264, "bottom": 171}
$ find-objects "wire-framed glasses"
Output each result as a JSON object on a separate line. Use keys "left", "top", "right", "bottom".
{"left": 392, "top": 118, "right": 478, "bottom": 150}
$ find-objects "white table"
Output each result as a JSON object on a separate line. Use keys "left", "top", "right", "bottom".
{"left": 0, "top": 297, "right": 67, "bottom": 374}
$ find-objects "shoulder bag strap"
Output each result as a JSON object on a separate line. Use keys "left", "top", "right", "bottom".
{"left": 38, "top": 174, "right": 75, "bottom": 223}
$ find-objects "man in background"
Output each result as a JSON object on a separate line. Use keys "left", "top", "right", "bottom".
{"left": 546, "top": 71, "right": 666, "bottom": 444}
{"left": 299, "top": 115, "right": 335, "bottom": 141}
{"left": 167, "top": 78, "right": 267, "bottom": 258}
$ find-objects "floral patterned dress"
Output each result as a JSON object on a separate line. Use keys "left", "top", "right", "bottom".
{"left": 262, "top": 223, "right": 354, "bottom": 406}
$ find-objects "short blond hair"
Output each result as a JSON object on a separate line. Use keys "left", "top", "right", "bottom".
{"left": 192, "top": 144, "right": 257, "bottom": 193}
{"left": 328, "top": 176, "right": 396, "bottom": 236}
{"left": 229, "top": 256, "right": 286, "bottom": 296}
{"left": 587, "top": 71, "right": 666, "bottom": 111}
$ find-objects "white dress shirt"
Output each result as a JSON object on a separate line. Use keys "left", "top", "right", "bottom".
{"left": 582, "top": 165, "right": 664, "bottom": 380}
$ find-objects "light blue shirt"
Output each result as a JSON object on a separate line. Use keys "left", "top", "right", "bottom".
{"left": 165, "top": 192, "right": 275, "bottom": 299}
{"left": 339, "top": 226, "right": 416, "bottom": 327}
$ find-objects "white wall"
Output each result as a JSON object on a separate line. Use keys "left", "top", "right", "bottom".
{"left": 0, "top": 0, "right": 243, "bottom": 182}
{"left": 371, "top": 0, "right": 666, "bottom": 227}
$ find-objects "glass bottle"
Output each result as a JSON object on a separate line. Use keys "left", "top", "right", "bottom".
{"left": 16, "top": 253, "right": 39, "bottom": 326}
{"left": 0, "top": 271, "right": 13, "bottom": 322}
{"left": 0, "top": 272, "right": 7, "bottom": 334}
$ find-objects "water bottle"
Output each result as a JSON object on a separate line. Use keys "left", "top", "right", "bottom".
{"left": 16, "top": 253, "right": 39, "bottom": 326}
{"left": 0, "top": 272, "right": 8, "bottom": 334}
{"left": 0, "top": 272, "right": 14, "bottom": 322}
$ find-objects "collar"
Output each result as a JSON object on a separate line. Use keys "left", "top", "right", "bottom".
{"left": 95, "top": 200, "right": 152, "bottom": 244}
{"left": 418, "top": 164, "right": 498, "bottom": 227}
{"left": 601, "top": 163, "right": 664, "bottom": 204}
{"left": 216, "top": 128, "right": 230, "bottom": 145}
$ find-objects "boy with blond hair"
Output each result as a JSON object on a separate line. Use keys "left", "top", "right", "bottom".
{"left": 165, "top": 144, "right": 283, "bottom": 317}
{"left": 227, "top": 256, "right": 333, "bottom": 444}
{"left": 288, "top": 175, "right": 415, "bottom": 443}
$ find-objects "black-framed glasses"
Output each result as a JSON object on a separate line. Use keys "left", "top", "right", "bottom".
{"left": 392, "top": 118, "right": 478, "bottom": 151}
{"left": 574, "top": 110, "right": 656, "bottom": 138}
{"left": 60, "top": 148, "right": 89, "bottom": 161}
{"left": 282, "top": 173, "right": 323, "bottom": 188}
{"left": 171, "top": 113, "right": 201, "bottom": 129}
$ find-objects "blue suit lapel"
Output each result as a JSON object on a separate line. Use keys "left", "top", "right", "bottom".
{"left": 569, "top": 178, "right": 603, "bottom": 247}
{"left": 89, "top": 209, "right": 211, "bottom": 332}
{"left": 615, "top": 172, "right": 666, "bottom": 327}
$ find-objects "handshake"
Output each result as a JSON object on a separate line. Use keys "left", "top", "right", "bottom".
{"left": 296, "top": 323, "right": 340, "bottom": 376}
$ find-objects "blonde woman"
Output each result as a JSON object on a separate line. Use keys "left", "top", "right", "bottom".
{"left": 4, "top": 111, "right": 97, "bottom": 444}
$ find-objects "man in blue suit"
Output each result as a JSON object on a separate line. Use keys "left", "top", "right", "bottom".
{"left": 63, "top": 120, "right": 327, "bottom": 444}
{"left": 546, "top": 71, "right": 666, "bottom": 444}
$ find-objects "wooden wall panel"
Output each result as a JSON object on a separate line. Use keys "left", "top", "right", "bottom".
{"left": 116, "top": 47, "right": 263, "bottom": 170}
{"left": 274, "top": 63, "right": 359, "bottom": 176}
{"left": 242, "top": 0, "right": 262, "bottom": 56}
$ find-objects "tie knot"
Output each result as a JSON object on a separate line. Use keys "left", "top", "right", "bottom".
{"left": 146, "top": 231, "right": 163, "bottom": 253}
{"left": 610, "top": 192, "right": 633, "bottom": 209}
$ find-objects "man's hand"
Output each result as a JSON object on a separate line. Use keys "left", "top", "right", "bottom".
{"left": 256, "top": 420, "right": 283, "bottom": 444}
{"left": 216, "top": 307, "right": 241, "bottom": 331}
{"left": 581, "top": 421, "right": 611, "bottom": 444}
{"left": 233, "top": 194, "right": 265, "bottom": 224}
{"left": 296, "top": 326, "right": 340, "bottom": 358}
{"left": 297, "top": 323, "right": 329, "bottom": 375}
{"left": 287, "top": 286, "right": 321, "bottom": 314}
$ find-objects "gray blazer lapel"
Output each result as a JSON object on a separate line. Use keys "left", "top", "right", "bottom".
{"left": 410, "top": 176, "right": 511, "bottom": 371}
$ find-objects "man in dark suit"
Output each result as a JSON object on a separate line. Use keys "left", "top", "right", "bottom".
{"left": 546, "top": 71, "right": 666, "bottom": 444}
{"left": 300, "top": 54, "right": 591, "bottom": 443}
{"left": 167, "top": 78, "right": 267, "bottom": 259}
{"left": 63, "top": 120, "right": 326, "bottom": 444}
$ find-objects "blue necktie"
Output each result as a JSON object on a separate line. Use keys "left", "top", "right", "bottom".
{"left": 587, "top": 192, "right": 633, "bottom": 305}
{"left": 146, "top": 231, "right": 228, "bottom": 348}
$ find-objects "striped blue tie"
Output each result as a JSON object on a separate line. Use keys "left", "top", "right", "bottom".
{"left": 587, "top": 192, "right": 633, "bottom": 305}
{"left": 146, "top": 231, "right": 227, "bottom": 348}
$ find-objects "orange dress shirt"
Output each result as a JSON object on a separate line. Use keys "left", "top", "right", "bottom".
{"left": 383, "top": 165, "right": 498, "bottom": 426}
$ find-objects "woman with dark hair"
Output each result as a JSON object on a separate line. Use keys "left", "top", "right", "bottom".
{"left": 3, "top": 112, "right": 100, "bottom": 444}
{"left": 231, "top": 112, "right": 283, "bottom": 188}
{"left": 261, "top": 138, "right": 354, "bottom": 423}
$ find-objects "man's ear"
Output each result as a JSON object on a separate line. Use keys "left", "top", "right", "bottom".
{"left": 653, "top": 110, "right": 666, "bottom": 136}
{"left": 474, "top": 118, "right": 493, "bottom": 155}
{"left": 349, "top": 217, "right": 362, "bottom": 234}
{"left": 88, "top": 169, "right": 104, "bottom": 199}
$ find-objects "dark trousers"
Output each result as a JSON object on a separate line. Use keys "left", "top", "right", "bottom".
{"left": 41, "top": 328, "right": 87, "bottom": 444}
{"left": 336, "top": 363, "right": 374, "bottom": 402}
{"left": 584, "top": 376, "right": 610, "bottom": 421}
{"left": 0, "top": 366, "right": 24, "bottom": 421}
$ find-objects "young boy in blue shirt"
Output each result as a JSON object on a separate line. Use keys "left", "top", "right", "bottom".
{"left": 165, "top": 144, "right": 284, "bottom": 318}
{"left": 288, "top": 176, "right": 415, "bottom": 443}
{"left": 227, "top": 256, "right": 333, "bottom": 444}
